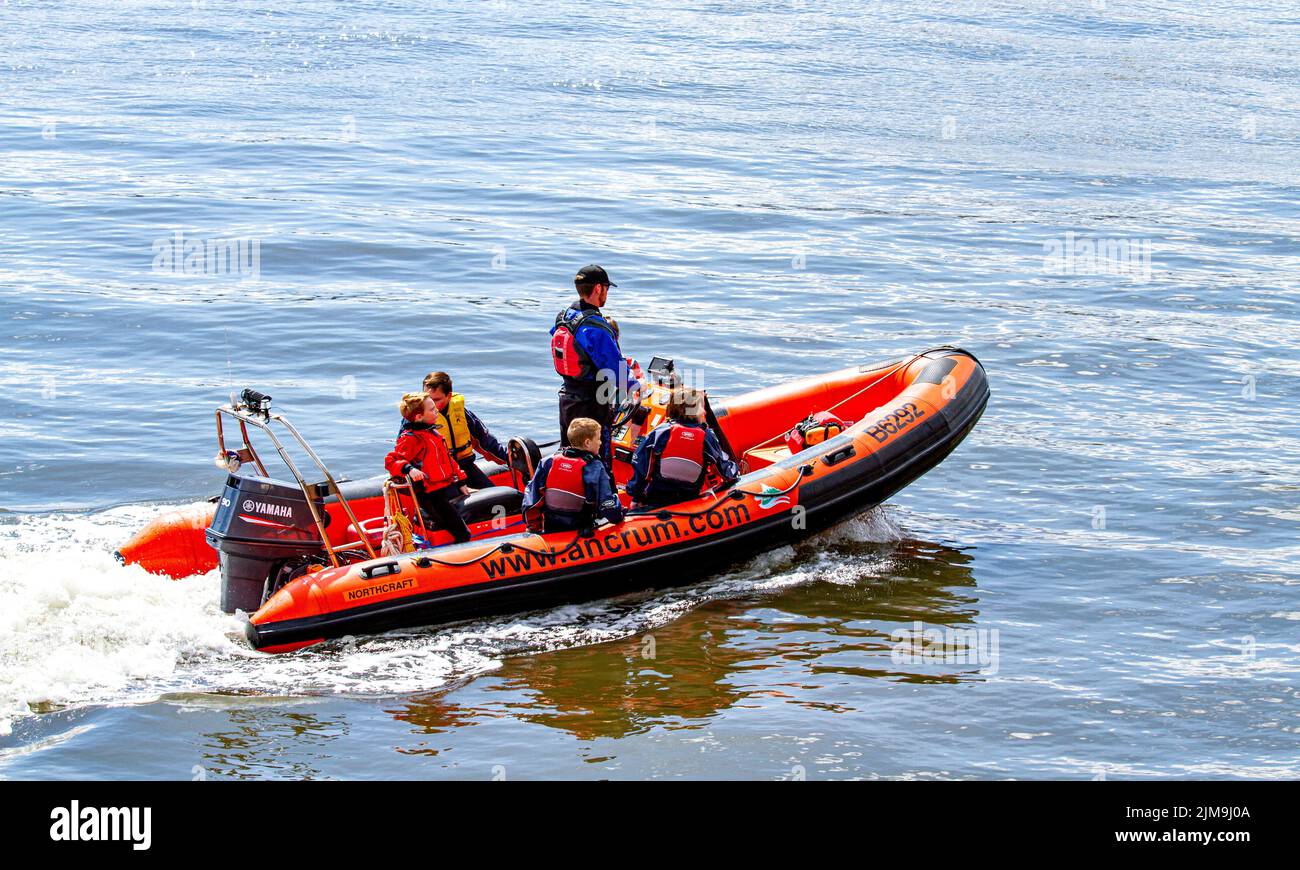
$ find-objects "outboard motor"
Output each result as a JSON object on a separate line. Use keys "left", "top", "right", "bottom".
{"left": 205, "top": 473, "right": 327, "bottom": 613}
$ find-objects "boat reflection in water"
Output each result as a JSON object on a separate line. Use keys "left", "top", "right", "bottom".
{"left": 389, "top": 532, "right": 984, "bottom": 745}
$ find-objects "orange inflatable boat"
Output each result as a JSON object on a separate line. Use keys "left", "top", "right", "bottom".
{"left": 118, "top": 348, "right": 989, "bottom": 653}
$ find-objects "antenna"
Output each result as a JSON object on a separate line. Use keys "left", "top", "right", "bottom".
{"left": 226, "top": 327, "right": 236, "bottom": 407}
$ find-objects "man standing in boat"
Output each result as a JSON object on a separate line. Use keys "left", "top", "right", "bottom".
{"left": 550, "top": 264, "right": 640, "bottom": 485}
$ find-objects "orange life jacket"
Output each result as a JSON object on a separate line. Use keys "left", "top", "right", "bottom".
{"left": 784, "top": 411, "right": 851, "bottom": 453}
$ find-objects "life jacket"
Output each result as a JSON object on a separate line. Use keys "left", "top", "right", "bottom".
{"left": 542, "top": 448, "right": 594, "bottom": 519}
{"left": 784, "top": 411, "right": 851, "bottom": 453}
{"left": 653, "top": 423, "right": 707, "bottom": 488}
{"left": 551, "top": 303, "right": 616, "bottom": 381}
{"left": 434, "top": 393, "right": 474, "bottom": 461}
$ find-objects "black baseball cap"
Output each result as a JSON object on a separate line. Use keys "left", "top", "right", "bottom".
{"left": 575, "top": 264, "right": 617, "bottom": 287}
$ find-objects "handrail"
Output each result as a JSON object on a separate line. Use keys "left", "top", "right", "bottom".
{"left": 215, "top": 402, "right": 377, "bottom": 564}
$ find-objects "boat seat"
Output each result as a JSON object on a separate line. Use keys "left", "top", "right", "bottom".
{"left": 742, "top": 444, "right": 792, "bottom": 472}
{"left": 451, "top": 485, "right": 523, "bottom": 525}
{"left": 321, "top": 463, "right": 510, "bottom": 506}
{"left": 321, "top": 475, "right": 389, "bottom": 504}
{"left": 334, "top": 487, "right": 524, "bottom": 548}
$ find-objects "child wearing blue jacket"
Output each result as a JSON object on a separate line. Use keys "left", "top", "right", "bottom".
{"left": 523, "top": 418, "right": 626, "bottom": 533}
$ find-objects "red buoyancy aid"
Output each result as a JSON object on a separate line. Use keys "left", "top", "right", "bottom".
{"left": 626, "top": 357, "right": 644, "bottom": 383}
{"left": 543, "top": 451, "right": 591, "bottom": 515}
{"left": 655, "top": 423, "right": 706, "bottom": 487}
{"left": 551, "top": 307, "right": 615, "bottom": 379}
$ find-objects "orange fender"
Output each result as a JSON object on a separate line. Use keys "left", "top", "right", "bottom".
{"left": 116, "top": 503, "right": 219, "bottom": 579}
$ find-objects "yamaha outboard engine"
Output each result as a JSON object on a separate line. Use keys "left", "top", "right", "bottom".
{"left": 205, "top": 473, "right": 327, "bottom": 613}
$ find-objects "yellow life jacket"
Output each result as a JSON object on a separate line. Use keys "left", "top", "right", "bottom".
{"left": 435, "top": 393, "right": 475, "bottom": 461}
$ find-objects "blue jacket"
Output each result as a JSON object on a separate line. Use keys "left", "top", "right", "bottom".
{"left": 461, "top": 408, "right": 507, "bottom": 464}
{"left": 522, "top": 448, "right": 625, "bottom": 532}
{"left": 627, "top": 420, "right": 740, "bottom": 506}
{"left": 551, "top": 301, "right": 640, "bottom": 395}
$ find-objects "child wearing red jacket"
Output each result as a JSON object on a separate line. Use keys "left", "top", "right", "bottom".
{"left": 385, "top": 392, "right": 472, "bottom": 544}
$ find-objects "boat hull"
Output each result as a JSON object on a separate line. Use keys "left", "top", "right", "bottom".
{"left": 246, "top": 347, "right": 990, "bottom": 652}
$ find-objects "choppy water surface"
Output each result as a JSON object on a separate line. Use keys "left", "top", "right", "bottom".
{"left": 1, "top": 1, "right": 1297, "bottom": 779}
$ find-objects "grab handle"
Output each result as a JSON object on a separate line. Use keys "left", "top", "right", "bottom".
{"left": 821, "top": 444, "right": 856, "bottom": 467}
{"left": 360, "top": 561, "right": 401, "bottom": 580}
